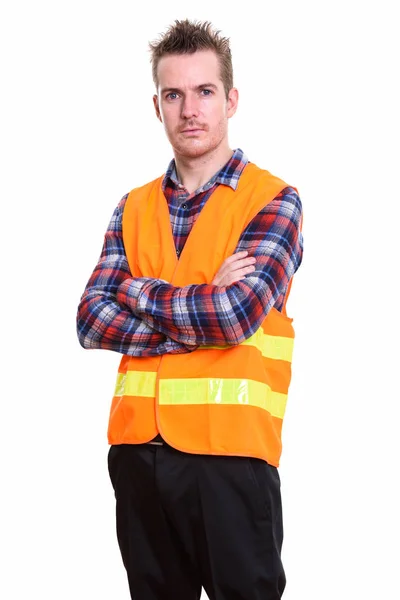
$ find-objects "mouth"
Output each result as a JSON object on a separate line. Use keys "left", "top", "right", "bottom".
{"left": 181, "top": 127, "right": 205, "bottom": 134}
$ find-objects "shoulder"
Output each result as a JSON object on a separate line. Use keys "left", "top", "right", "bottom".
{"left": 242, "top": 164, "right": 301, "bottom": 209}
{"left": 255, "top": 186, "right": 303, "bottom": 227}
{"left": 111, "top": 192, "right": 129, "bottom": 221}
{"left": 104, "top": 193, "right": 129, "bottom": 234}
{"left": 127, "top": 175, "right": 165, "bottom": 199}
{"left": 113, "top": 174, "right": 164, "bottom": 217}
{"left": 274, "top": 186, "right": 302, "bottom": 212}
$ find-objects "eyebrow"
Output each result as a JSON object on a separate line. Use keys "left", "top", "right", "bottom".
{"left": 160, "top": 83, "right": 218, "bottom": 94}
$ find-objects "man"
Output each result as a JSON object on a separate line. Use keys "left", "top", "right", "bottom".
{"left": 77, "top": 18, "right": 303, "bottom": 600}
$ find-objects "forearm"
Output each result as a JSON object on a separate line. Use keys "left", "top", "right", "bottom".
{"left": 117, "top": 277, "right": 272, "bottom": 346}
{"left": 77, "top": 288, "right": 188, "bottom": 356}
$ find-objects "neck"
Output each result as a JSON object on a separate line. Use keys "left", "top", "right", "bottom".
{"left": 174, "top": 143, "right": 233, "bottom": 194}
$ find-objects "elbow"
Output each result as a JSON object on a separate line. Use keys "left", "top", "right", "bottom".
{"left": 76, "top": 321, "right": 102, "bottom": 350}
{"left": 77, "top": 329, "right": 91, "bottom": 350}
{"left": 221, "top": 287, "right": 265, "bottom": 346}
{"left": 213, "top": 323, "right": 249, "bottom": 347}
{"left": 225, "top": 330, "right": 249, "bottom": 346}
{"left": 76, "top": 302, "right": 96, "bottom": 350}
{"left": 76, "top": 319, "right": 92, "bottom": 350}
{"left": 76, "top": 291, "right": 121, "bottom": 351}
{"left": 223, "top": 321, "right": 263, "bottom": 346}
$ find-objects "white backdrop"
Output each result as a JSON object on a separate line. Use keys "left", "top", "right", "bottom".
{"left": 1, "top": 1, "right": 399, "bottom": 598}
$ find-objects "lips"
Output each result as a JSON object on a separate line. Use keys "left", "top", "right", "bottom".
{"left": 180, "top": 124, "right": 206, "bottom": 133}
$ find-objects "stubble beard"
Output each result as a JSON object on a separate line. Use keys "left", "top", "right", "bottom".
{"left": 169, "top": 118, "right": 228, "bottom": 160}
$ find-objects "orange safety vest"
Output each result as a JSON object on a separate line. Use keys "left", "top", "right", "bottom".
{"left": 107, "top": 162, "right": 298, "bottom": 466}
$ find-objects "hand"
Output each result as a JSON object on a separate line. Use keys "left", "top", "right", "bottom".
{"left": 212, "top": 251, "right": 256, "bottom": 286}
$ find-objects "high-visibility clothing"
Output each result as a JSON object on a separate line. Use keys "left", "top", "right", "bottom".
{"left": 107, "top": 162, "right": 298, "bottom": 466}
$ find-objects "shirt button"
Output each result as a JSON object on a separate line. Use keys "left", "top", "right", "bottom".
{"left": 181, "top": 203, "right": 188, "bottom": 209}
{"left": 176, "top": 249, "right": 181, "bottom": 256}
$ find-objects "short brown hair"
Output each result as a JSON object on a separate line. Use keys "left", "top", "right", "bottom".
{"left": 149, "top": 19, "right": 233, "bottom": 98}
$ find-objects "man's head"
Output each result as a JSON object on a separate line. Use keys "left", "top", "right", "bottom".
{"left": 149, "top": 19, "right": 233, "bottom": 99}
{"left": 149, "top": 20, "right": 238, "bottom": 160}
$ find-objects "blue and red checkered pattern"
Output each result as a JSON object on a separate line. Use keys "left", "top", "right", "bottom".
{"left": 77, "top": 149, "right": 303, "bottom": 356}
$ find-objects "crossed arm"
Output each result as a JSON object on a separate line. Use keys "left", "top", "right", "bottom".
{"left": 76, "top": 187, "right": 303, "bottom": 356}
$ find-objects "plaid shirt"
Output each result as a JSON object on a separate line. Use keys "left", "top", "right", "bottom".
{"left": 77, "top": 149, "right": 303, "bottom": 356}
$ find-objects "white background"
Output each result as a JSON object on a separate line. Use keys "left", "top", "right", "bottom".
{"left": 1, "top": 1, "right": 399, "bottom": 598}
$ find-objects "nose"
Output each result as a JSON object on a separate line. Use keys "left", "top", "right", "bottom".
{"left": 181, "top": 94, "right": 199, "bottom": 119}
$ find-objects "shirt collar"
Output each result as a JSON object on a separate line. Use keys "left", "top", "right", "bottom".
{"left": 162, "top": 148, "right": 249, "bottom": 193}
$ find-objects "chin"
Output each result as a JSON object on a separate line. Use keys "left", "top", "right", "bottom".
{"left": 173, "top": 139, "right": 219, "bottom": 159}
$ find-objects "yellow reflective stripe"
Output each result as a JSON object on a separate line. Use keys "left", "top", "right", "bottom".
{"left": 159, "top": 378, "right": 287, "bottom": 419}
{"left": 204, "top": 329, "right": 294, "bottom": 362}
{"left": 259, "top": 334, "right": 294, "bottom": 362}
{"left": 114, "top": 371, "right": 156, "bottom": 397}
{"left": 240, "top": 328, "right": 264, "bottom": 349}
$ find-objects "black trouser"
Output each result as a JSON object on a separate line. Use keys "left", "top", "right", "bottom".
{"left": 108, "top": 442, "right": 286, "bottom": 600}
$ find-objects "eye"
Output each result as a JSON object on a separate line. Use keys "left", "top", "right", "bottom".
{"left": 201, "top": 89, "right": 212, "bottom": 96}
{"left": 166, "top": 92, "right": 179, "bottom": 100}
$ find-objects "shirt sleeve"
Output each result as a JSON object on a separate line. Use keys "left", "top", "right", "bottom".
{"left": 76, "top": 195, "right": 193, "bottom": 356}
{"left": 116, "top": 186, "right": 304, "bottom": 346}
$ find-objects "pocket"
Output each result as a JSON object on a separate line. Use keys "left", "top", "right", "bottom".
{"left": 245, "top": 457, "right": 272, "bottom": 519}
{"left": 246, "top": 457, "right": 264, "bottom": 490}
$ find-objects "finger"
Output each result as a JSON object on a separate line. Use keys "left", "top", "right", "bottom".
{"left": 233, "top": 257, "right": 256, "bottom": 269}
{"left": 234, "top": 265, "right": 256, "bottom": 278}
{"left": 213, "top": 254, "right": 256, "bottom": 285}
{"left": 223, "top": 265, "right": 256, "bottom": 286}
{"left": 222, "top": 258, "right": 256, "bottom": 275}
{"left": 224, "top": 250, "right": 248, "bottom": 265}
{"left": 219, "top": 256, "right": 255, "bottom": 276}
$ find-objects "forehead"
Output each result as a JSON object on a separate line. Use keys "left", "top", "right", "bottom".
{"left": 157, "top": 50, "right": 222, "bottom": 90}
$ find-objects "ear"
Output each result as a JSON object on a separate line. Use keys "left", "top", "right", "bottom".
{"left": 226, "top": 87, "right": 239, "bottom": 118}
{"left": 153, "top": 95, "right": 162, "bottom": 122}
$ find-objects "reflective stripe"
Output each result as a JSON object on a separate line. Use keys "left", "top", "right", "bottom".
{"left": 259, "top": 333, "right": 294, "bottom": 362}
{"left": 159, "top": 378, "right": 287, "bottom": 419}
{"left": 205, "top": 328, "right": 294, "bottom": 362}
{"left": 114, "top": 371, "right": 157, "bottom": 397}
